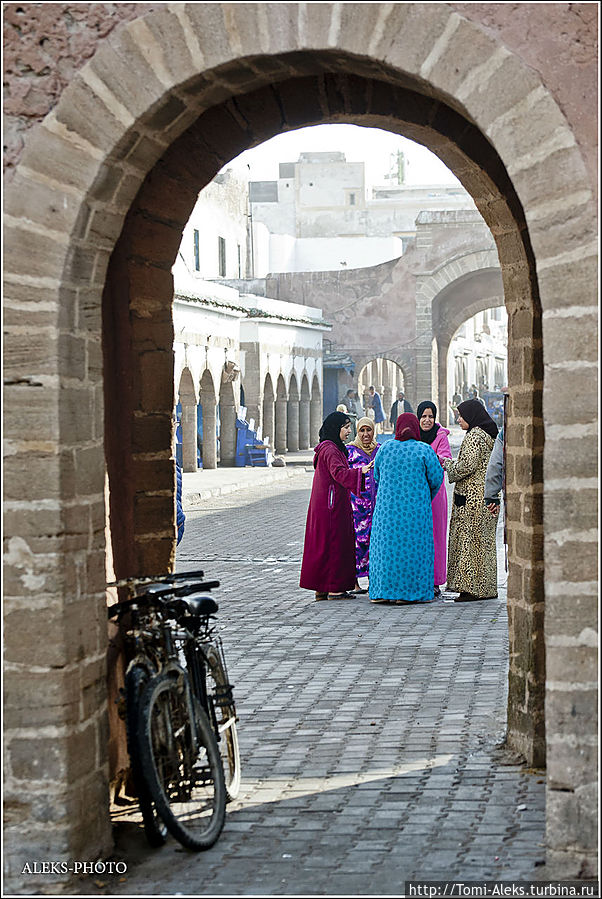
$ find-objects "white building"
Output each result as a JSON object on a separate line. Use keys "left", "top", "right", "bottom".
{"left": 172, "top": 174, "right": 330, "bottom": 469}
{"left": 249, "top": 151, "right": 476, "bottom": 274}
{"left": 448, "top": 306, "right": 508, "bottom": 419}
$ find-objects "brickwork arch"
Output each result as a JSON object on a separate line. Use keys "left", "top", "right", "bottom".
{"left": 3, "top": 3, "right": 596, "bottom": 883}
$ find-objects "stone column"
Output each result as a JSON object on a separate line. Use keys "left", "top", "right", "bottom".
{"left": 310, "top": 397, "right": 321, "bottom": 446}
{"left": 181, "top": 402, "right": 198, "bottom": 472}
{"left": 287, "top": 396, "right": 300, "bottom": 452}
{"left": 202, "top": 401, "right": 217, "bottom": 470}
{"left": 262, "top": 397, "right": 275, "bottom": 450}
{"left": 219, "top": 403, "right": 237, "bottom": 467}
{"left": 275, "top": 399, "right": 287, "bottom": 454}
{"left": 299, "top": 397, "right": 310, "bottom": 449}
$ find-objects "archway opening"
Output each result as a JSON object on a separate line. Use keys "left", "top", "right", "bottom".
{"left": 88, "top": 57, "right": 545, "bottom": 866}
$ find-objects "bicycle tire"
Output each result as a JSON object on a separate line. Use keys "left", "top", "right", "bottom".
{"left": 138, "top": 671, "right": 226, "bottom": 851}
{"left": 204, "top": 643, "right": 241, "bottom": 800}
{"left": 124, "top": 664, "right": 168, "bottom": 847}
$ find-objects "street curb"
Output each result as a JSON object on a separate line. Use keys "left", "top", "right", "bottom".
{"left": 183, "top": 465, "right": 312, "bottom": 508}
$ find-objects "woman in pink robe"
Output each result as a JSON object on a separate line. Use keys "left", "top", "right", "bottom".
{"left": 300, "top": 411, "right": 373, "bottom": 600}
{"left": 417, "top": 401, "right": 452, "bottom": 594}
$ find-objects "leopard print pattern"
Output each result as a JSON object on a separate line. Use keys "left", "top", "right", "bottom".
{"left": 443, "top": 427, "right": 498, "bottom": 598}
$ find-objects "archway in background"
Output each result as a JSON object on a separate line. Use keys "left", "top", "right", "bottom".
{"left": 4, "top": 4, "right": 596, "bottom": 879}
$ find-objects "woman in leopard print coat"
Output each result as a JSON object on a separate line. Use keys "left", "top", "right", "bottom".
{"left": 439, "top": 399, "right": 499, "bottom": 601}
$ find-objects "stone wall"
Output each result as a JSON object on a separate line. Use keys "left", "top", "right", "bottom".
{"left": 3, "top": 3, "right": 597, "bottom": 888}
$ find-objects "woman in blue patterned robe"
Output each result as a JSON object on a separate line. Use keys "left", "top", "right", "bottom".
{"left": 369, "top": 413, "right": 444, "bottom": 604}
{"left": 346, "top": 417, "right": 380, "bottom": 589}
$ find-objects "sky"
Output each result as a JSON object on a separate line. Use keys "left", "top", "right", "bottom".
{"left": 225, "top": 123, "right": 461, "bottom": 189}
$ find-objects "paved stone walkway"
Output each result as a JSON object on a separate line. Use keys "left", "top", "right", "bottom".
{"left": 98, "top": 474, "right": 545, "bottom": 897}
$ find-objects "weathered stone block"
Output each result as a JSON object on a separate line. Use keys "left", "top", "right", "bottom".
{"left": 54, "top": 76, "right": 127, "bottom": 157}
{"left": 4, "top": 667, "right": 80, "bottom": 729}
{"left": 131, "top": 413, "right": 172, "bottom": 454}
{"left": 4, "top": 224, "right": 69, "bottom": 281}
{"left": 545, "top": 594, "right": 598, "bottom": 638}
{"left": 544, "top": 437, "right": 598, "bottom": 483}
{"left": 546, "top": 540, "right": 597, "bottom": 585}
{"left": 134, "top": 536, "right": 174, "bottom": 577}
{"left": 4, "top": 169, "right": 84, "bottom": 234}
{"left": 545, "top": 644, "right": 598, "bottom": 685}
{"left": 88, "top": 31, "right": 173, "bottom": 126}
{"left": 58, "top": 388, "right": 95, "bottom": 444}
{"left": 546, "top": 784, "right": 598, "bottom": 851}
{"left": 74, "top": 444, "right": 105, "bottom": 497}
{"left": 137, "top": 352, "right": 175, "bottom": 412}
{"left": 543, "top": 313, "right": 597, "bottom": 366}
{"left": 19, "top": 123, "right": 102, "bottom": 195}
{"left": 134, "top": 492, "right": 174, "bottom": 535}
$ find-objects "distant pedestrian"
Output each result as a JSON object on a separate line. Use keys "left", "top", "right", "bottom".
{"left": 438, "top": 399, "right": 498, "bottom": 602}
{"left": 417, "top": 401, "right": 452, "bottom": 596}
{"left": 346, "top": 417, "right": 380, "bottom": 593}
{"left": 341, "top": 389, "right": 358, "bottom": 416}
{"left": 390, "top": 390, "right": 413, "bottom": 428}
{"left": 367, "top": 386, "right": 385, "bottom": 433}
{"left": 300, "top": 411, "right": 374, "bottom": 601}
{"left": 336, "top": 403, "right": 357, "bottom": 438}
{"left": 369, "top": 413, "right": 443, "bottom": 605}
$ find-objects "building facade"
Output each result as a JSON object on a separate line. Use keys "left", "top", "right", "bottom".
{"left": 250, "top": 150, "right": 476, "bottom": 274}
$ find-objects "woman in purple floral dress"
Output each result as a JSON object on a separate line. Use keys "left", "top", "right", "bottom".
{"left": 346, "top": 417, "right": 380, "bottom": 593}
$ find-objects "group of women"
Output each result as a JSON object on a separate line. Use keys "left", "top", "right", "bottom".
{"left": 299, "top": 398, "right": 500, "bottom": 605}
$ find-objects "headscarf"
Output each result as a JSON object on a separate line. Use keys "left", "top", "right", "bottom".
{"left": 416, "top": 400, "right": 440, "bottom": 445}
{"left": 319, "top": 411, "right": 351, "bottom": 454}
{"left": 351, "top": 416, "right": 378, "bottom": 454}
{"left": 457, "top": 398, "right": 498, "bottom": 439}
{"left": 395, "top": 412, "right": 420, "bottom": 442}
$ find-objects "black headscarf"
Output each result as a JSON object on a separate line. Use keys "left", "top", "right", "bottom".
{"left": 416, "top": 400, "right": 440, "bottom": 445}
{"left": 457, "top": 398, "right": 498, "bottom": 440}
{"left": 319, "top": 411, "right": 351, "bottom": 455}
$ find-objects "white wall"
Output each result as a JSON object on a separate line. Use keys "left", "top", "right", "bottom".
{"left": 179, "top": 169, "right": 248, "bottom": 281}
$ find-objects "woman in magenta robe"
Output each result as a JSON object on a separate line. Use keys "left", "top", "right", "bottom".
{"left": 300, "top": 411, "right": 374, "bottom": 601}
{"left": 417, "top": 401, "right": 452, "bottom": 594}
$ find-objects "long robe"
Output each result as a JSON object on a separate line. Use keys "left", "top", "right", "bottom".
{"left": 369, "top": 439, "right": 444, "bottom": 602}
{"left": 299, "top": 440, "right": 363, "bottom": 593}
{"left": 428, "top": 426, "right": 452, "bottom": 586}
{"left": 347, "top": 443, "right": 379, "bottom": 578}
{"left": 445, "top": 426, "right": 497, "bottom": 598}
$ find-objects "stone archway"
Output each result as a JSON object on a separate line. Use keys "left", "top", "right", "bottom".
{"left": 429, "top": 256, "right": 505, "bottom": 411}
{"left": 3, "top": 4, "right": 596, "bottom": 882}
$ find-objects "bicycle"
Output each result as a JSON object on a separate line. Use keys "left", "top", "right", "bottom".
{"left": 107, "top": 570, "right": 240, "bottom": 851}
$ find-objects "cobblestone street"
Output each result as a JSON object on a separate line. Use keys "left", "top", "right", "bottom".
{"left": 99, "top": 472, "right": 546, "bottom": 897}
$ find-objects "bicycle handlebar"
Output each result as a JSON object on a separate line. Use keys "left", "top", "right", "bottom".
{"left": 107, "top": 580, "right": 220, "bottom": 620}
{"left": 107, "top": 568, "right": 206, "bottom": 589}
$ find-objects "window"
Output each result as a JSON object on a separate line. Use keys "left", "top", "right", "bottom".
{"left": 193, "top": 229, "right": 200, "bottom": 271}
{"left": 349, "top": 193, "right": 356, "bottom": 206}
{"left": 218, "top": 236, "right": 226, "bottom": 277}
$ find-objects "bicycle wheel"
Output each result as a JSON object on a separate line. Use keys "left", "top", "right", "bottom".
{"left": 124, "top": 664, "right": 168, "bottom": 847}
{"left": 138, "top": 671, "right": 226, "bottom": 851}
{"left": 204, "top": 643, "right": 241, "bottom": 800}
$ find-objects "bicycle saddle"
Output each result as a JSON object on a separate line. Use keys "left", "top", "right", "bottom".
{"left": 172, "top": 596, "right": 218, "bottom": 618}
